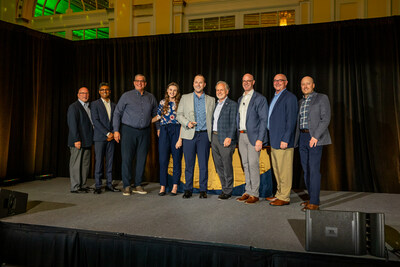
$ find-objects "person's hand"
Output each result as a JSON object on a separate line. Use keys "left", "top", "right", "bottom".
{"left": 280, "top": 141, "right": 288, "bottom": 150}
{"left": 309, "top": 137, "right": 318, "bottom": 147}
{"left": 114, "top": 132, "right": 121, "bottom": 143}
{"left": 188, "top": 121, "right": 197, "bottom": 128}
{"left": 255, "top": 140, "right": 263, "bottom": 152}
{"left": 157, "top": 130, "right": 160, "bottom": 137}
{"left": 74, "top": 141, "right": 81, "bottom": 149}
{"left": 223, "top": 138, "right": 231, "bottom": 147}
{"left": 107, "top": 133, "right": 114, "bottom": 141}
{"left": 175, "top": 138, "right": 182, "bottom": 149}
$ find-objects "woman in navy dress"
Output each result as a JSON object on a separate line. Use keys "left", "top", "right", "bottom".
{"left": 153, "top": 82, "right": 183, "bottom": 196}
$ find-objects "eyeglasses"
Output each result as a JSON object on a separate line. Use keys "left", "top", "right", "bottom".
{"left": 134, "top": 80, "right": 146, "bottom": 83}
{"left": 99, "top": 89, "right": 111, "bottom": 92}
{"left": 273, "top": 79, "right": 286, "bottom": 83}
{"left": 79, "top": 92, "right": 89, "bottom": 95}
{"left": 242, "top": 80, "right": 253, "bottom": 83}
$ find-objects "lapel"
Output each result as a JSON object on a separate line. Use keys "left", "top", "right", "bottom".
{"left": 271, "top": 89, "right": 287, "bottom": 116}
{"left": 309, "top": 92, "right": 318, "bottom": 106}
{"left": 99, "top": 99, "right": 111, "bottom": 121}
{"left": 217, "top": 98, "right": 229, "bottom": 123}
{"left": 246, "top": 92, "right": 256, "bottom": 122}
{"left": 111, "top": 102, "right": 115, "bottom": 116}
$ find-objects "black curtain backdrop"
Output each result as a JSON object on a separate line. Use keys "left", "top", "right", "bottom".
{"left": 0, "top": 16, "right": 399, "bottom": 193}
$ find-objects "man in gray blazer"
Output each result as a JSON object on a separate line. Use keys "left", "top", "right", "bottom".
{"left": 236, "top": 73, "right": 269, "bottom": 204}
{"left": 295, "top": 76, "right": 331, "bottom": 211}
{"left": 177, "top": 74, "right": 216, "bottom": 199}
{"left": 211, "top": 81, "right": 238, "bottom": 200}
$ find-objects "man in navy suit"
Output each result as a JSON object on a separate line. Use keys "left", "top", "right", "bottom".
{"left": 211, "top": 81, "right": 238, "bottom": 200}
{"left": 91, "top": 82, "right": 120, "bottom": 194}
{"left": 295, "top": 76, "right": 331, "bottom": 211}
{"left": 267, "top": 74, "right": 298, "bottom": 206}
{"left": 67, "top": 87, "right": 93, "bottom": 193}
{"left": 236, "top": 73, "right": 269, "bottom": 204}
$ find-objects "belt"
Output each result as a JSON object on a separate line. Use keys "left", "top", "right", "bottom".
{"left": 300, "top": 129, "right": 309, "bottom": 133}
{"left": 196, "top": 130, "right": 207, "bottom": 133}
{"left": 239, "top": 130, "right": 247, "bottom": 133}
{"left": 212, "top": 131, "right": 218, "bottom": 135}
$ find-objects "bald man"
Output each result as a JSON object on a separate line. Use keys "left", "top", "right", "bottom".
{"left": 267, "top": 74, "right": 298, "bottom": 206}
{"left": 67, "top": 87, "right": 94, "bottom": 193}
{"left": 295, "top": 76, "right": 331, "bottom": 211}
{"left": 236, "top": 73, "right": 269, "bottom": 204}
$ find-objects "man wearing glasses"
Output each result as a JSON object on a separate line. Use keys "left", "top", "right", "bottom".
{"left": 91, "top": 82, "right": 120, "bottom": 194}
{"left": 266, "top": 74, "right": 298, "bottom": 206}
{"left": 113, "top": 74, "right": 158, "bottom": 196}
{"left": 236, "top": 73, "right": 269, "bottom": 204}
{"left": 67, "top": 87, "right": 93, "bottom": 193}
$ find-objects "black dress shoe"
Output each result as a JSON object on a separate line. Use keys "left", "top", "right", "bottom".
{"left": 158, "top": 191, "right": 166, "bottom": 196}
{"left": 199, "top": 191, "right": 207, "bottom": 199}
{"left": 94, "top": 188, "right": 102, "bottom": 194}
{"left": 218, "top": 193, "right": 231, "bottom": 200}
{"left": 105, "top": 186, "right": 121, "bottom": 192}
{"left": 182, "top": 190, "right": 192, "bottom": 199}
{"left": 170, "top": 191, "right": 177, "bottom": 196}
{"left": 70, "top": 190, "right": 79, "bottom": 193}
{"left": 78, "top": 188, "right": 89, "bottom": 193}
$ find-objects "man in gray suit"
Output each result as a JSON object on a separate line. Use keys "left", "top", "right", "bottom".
{"left": 236, "top": 73, "right": 269, "bottom": 204}
{"left": 177, "top": 74, "right": 215, "bottom": 199}
{"left": 295, "top": 76, "right": 331, "bottom": 211}
{"left": 211, "top": 81, "right": 238, "bottom": 200}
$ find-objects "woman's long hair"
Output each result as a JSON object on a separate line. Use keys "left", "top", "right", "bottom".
{"left": 162, "top": 82, "right": 181, "bottom": 115}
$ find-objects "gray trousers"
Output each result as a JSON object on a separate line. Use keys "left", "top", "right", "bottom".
{"left": 69, "top": 146, "right": 91, "bottom": 191}
{"left": 211, "top": 133, "right": 235, "bottom": 195}
{"left": 238, "top": 133, "right": 260, "bottom": 197}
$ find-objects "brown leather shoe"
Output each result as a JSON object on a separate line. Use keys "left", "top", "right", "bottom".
{"left": 236, "top": 193, "right": 250, "bottom": 202}
{"left": 266, "top": 196, "right": 278, "bottom": 201}
{"left": 301, "top": 204, "right": 319, "bottom": 212}
{"left": 300, "top": 201, "right": 309, "bottom": 207}
{"left": 245, "top": 196, "right": 259, "bottom": 204}
{"left": 269, "top": 199, "right": 290, "bottom": 206}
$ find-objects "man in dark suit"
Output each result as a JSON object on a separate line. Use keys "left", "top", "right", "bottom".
{"left": 267, "top": 74, "right": 298, "bottom": 206}
{"left": 91, "top": 82, "right": 120, "bottom": 194}
{"left": 67, "top": 87, "right": 93, "bottom": 193}
{"left": 236, "top": 73, "right": 269, "bottom": 204}
{"left": 295, "top": 76, "right": 331, "bottom": 211}
{"left": 211, "top": 81, "right": 238, "bottom": 200}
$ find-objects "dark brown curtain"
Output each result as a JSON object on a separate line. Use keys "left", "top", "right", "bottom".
{"left": 1, "top": 16, "right": 399, "bottom": 193}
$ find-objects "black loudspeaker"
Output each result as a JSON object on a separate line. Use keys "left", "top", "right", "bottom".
{"left": 0, "top": 188, "right": 28, "bottom": 219}
{"left": 306, "top": 210, "right": 385, "bottom": 257}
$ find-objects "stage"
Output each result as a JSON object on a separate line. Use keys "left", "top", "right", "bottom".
{"left": 0, "top": 178, "right": 399, "bottom": 266}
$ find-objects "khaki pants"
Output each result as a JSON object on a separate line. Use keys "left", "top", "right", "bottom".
{"left": 271, "top": 148, "right": 294, "bottom": 202}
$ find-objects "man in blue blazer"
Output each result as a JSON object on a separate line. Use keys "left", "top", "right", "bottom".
{"left": 267, "top": 74, "right": 298, "bottom": 206}
{"left": 236, "top": 73, "right": 269, "bottom": 204}
{"left": 295, "top": 76, "right": 331, "bottom": 211}
{"left": 211, "top": 81, "right": 238, "bottom": 200}
{"left": 67, "top": 87, "right": 93, "bottom": 193}
{"left": 91, "top": 82, "right": 120, "bottom": 194}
